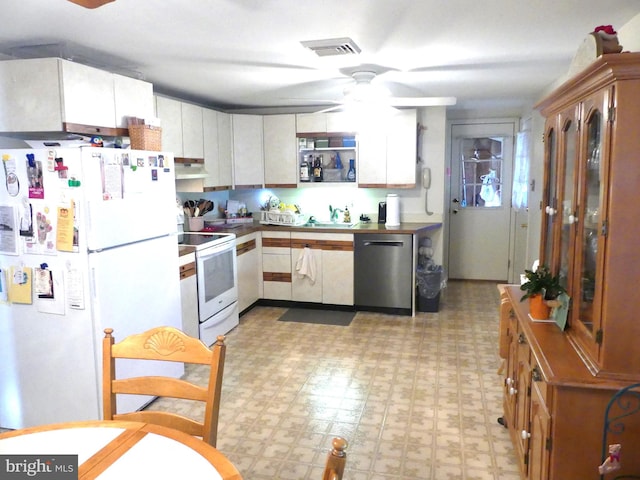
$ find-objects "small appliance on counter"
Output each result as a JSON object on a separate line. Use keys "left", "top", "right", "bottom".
{"left": 385, "top": 193, "right": 400, "bottom": 227}
{"left": 378, "top": 201, "right": 387, "bottom": 224}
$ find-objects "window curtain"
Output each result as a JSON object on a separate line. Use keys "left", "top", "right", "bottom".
{"left": 512, "top": 131, "right": 530, "bottom": 210}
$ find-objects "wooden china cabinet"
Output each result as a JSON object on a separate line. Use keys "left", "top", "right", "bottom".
{"left": 499, "top": 53, "right": 640, "bottom": 479}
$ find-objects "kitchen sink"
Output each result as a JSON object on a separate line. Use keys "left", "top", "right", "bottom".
{"left": 303, "top": 221, "right": 358, "bottom": 229}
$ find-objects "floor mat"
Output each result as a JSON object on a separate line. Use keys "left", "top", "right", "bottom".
{"left": 277, "top": 308, "right": 355, "bottom": 326}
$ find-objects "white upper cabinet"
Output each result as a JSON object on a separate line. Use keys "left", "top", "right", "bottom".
{"left": 113, "top": 74, "right": 154, "bottom": 128}
{"left": 59, "top": 59, "right": 115, "bottom": 129}
{"left": 357, "top": 128, "right": 387, "bottom": 185}
{"left": 358, "top": 109, "right": 417, "bottom": 187}
{"left": 154, "top": 96, "right": 205, "bottom": 159}
{"left": 263, "top": 114, "right": 297, "bottom": 187}
{"left": 296, "top": 113, "right": 326, "bottom": 133}
{"left": 155, "top": 96, "right": 183, "bottom": 156}
{"left": 232, "top": 114, "right": 264, "bottom": 188}
{"left": 203, "top": 108, "right": 233, "bottom": 189}
{"left": 216, "top": 111, "right": 233, "bottom": 187}
{"left": 0, "top": 58, "right": 152, "bottom": 133}
{"left": 326, "top": 112, "right": 353, "bottom": 132}
{"left": 296, "top": 112, "right": 354, "bottom": 133}
{"left": 386, "top": 109, "right": 417, "bottom": 185}
{"left": 180, "top": 102, "right": 204, "bottom": 158}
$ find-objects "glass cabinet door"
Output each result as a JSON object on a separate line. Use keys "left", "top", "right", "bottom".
{"left": 575, "top": 95, "right": 607, "bottom": 337}
{"left": 540, "top": 120, "right": 558, "bottom": 266}
{"left": 558, "top": 110, "right": 578, "bottom": 291}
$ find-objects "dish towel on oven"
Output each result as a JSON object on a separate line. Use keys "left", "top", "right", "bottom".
{"left": 295, "top": 247, "right": 316, "bottom": 284}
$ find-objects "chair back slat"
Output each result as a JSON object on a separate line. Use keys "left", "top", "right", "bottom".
{"left": 111, "top": 376, "right": 208, "bottom": 401}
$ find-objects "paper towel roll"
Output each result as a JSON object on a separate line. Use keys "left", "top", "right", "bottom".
{"left": 385, "top": 194, "right": 400, "bottom": 227}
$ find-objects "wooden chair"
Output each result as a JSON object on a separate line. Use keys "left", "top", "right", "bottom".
{"left": 322, "top": 437, "right": 348, "bottom": 480}
{"left": 102, "top": 326, "right": 226, "bottom": 447}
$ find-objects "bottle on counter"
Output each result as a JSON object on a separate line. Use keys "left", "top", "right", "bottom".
{"left": 346, "top": 158, "right": 356, "bottom": 182}
{"left": 335, "top": 151, "right": 343, "bottom": 170}
{"left": 300, "top": 155, "right": 311, "bottom": 182}
{"left": 313, "top": 155, "right": 323, "bottom": 182}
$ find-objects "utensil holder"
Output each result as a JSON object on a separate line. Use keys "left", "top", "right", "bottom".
{"left": 186, "top": 217, "right": 204, "bottom": 232}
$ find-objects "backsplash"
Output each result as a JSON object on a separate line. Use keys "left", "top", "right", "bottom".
{"left": 178, "top": 186, "right": 442, "bottom": 224}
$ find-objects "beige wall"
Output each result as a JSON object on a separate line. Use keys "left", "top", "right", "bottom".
{"left": 619, "top": 13, "right": 640, "bottom": 50}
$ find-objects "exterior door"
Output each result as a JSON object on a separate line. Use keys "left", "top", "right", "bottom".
{"left": 448, "top": 122, "right": 515, "bottom": 280}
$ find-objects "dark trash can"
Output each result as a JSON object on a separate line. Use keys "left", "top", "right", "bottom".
{"left": 416, "top": 265, "right": 444, "bottom": 312}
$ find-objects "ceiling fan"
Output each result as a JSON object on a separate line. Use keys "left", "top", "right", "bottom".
{"left": 67, "top": 0, "right": 115, "bottom": 8}
{"left": 314, "top": 69, "right": 456, "bottom": 113}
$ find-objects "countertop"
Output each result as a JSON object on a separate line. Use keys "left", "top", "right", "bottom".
{"left": 210, "top": 221, "right": 442, "bottom": 238}
{"left": 178, "top": 221, "right": 442, "bottom": 256}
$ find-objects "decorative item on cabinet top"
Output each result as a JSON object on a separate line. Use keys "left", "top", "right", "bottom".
{"left": 520, "top": 263, "right": 567, "bottom": 323}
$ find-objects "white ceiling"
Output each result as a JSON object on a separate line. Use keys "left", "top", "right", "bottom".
{"left": 2, "top": 0, "right": 639, "bottom": 113}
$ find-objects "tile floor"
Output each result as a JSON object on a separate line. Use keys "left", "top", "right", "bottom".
{"left": 152, "top": 280, "right": 521, "bottom": 479}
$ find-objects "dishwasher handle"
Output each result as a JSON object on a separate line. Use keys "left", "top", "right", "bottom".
{"left": 363, "top": 240, "right": 404, "bottom": 247}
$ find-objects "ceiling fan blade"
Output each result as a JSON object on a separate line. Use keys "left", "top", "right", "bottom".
{"left": 314, "top": 104, "right": 346, "bottom": 114}
{"left": 67, "top": 0, "right": 115, "bottom": 8}
{"left": 387, "top": 97, "right": 457, "bottom": 107}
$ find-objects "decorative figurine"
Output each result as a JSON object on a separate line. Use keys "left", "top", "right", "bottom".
{"left": 598, "top": 443, "right": 622, "bottom": 475}
{"left": 593, "top": 25, "right": 623, "bottom": 54}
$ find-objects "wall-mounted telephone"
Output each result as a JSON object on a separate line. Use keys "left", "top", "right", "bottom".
{"left": 422, "top": 167, "right": 431, "bottom": 189}
{"left": 423, "top": 167, "right": 433, "bottom": 216}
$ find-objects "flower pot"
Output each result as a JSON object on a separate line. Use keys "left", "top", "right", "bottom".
{"left": 529, "top": 293, "right": 551, "bottom": 320}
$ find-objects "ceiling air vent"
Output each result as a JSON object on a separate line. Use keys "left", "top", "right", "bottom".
{"left": 301, "top": 37, "right": 361, "bottom": 57}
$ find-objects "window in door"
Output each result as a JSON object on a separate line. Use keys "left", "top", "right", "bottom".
{"left": 459, "top": 137, "right": 504, "bottom": 208}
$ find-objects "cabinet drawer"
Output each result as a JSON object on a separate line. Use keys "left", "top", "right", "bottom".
{"left": 179, "top": 261, "right": 196, "bottom": 280}
{"left": 236, "top": 238, "right": 256, "bottom": 256}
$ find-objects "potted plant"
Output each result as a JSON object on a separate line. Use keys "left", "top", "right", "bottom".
{"left": 520, "top": 265, "right": 566, "bottom": 319}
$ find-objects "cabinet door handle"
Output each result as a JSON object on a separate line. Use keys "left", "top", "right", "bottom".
{"left": 532, "top": 366, "right": 543, "bottom": 382}
{"left": 509, "top": 387, "right": 518, "bottom": 396}
{"left": 521, "top": 430, "right": 531, "bottom": 440}
{"left": 518, "top": 333, "right": 526, "bottom": 345}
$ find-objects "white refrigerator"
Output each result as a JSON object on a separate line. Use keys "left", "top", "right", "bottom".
{"left": 0, "top": 146, "right": 183, "bottom": 429}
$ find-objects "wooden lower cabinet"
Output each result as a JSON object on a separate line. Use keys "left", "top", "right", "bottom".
{"left": 499, "top": 285, "right": 640, "bottom": 479}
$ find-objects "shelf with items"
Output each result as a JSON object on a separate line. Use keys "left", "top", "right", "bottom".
{"left": 298, "top": 150, "right": 356, "bottom": 184}
{"left": 297, "top": 134, "right": 357, "bottom": 184}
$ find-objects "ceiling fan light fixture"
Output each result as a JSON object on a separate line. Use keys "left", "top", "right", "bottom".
{"left": 344, "top": 71, "right": 391, "bottom": 102}
{"left": 67, "top": 0, "right": 115, "bottom": 9}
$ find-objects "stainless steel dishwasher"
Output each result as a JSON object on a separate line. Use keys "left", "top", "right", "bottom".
{"left": 354, "top": 233, "right": 413, "bottom": 315}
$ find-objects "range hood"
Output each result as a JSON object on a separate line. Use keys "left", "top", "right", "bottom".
{"left": 174, "top": 157, "right": 209, "bottom": 180}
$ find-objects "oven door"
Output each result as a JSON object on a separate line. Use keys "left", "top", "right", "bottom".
{"left": 195, "top": 239, "right": 238, "bottom": 323}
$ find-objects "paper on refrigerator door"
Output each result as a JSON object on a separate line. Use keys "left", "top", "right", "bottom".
{"left": 36, "top": 269, "right": 65, "bottom": 315}
{"left": 0, "top": 205, "right": 18, "bottom": 255}
{"left": 0, "top": 268, "right": 7, "bottom": 302}
{"left": 8, "top": 266, "right": 32, "bottom": 304}
{"left": 66, "top": 267, "right": 85, "bottom": 310}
